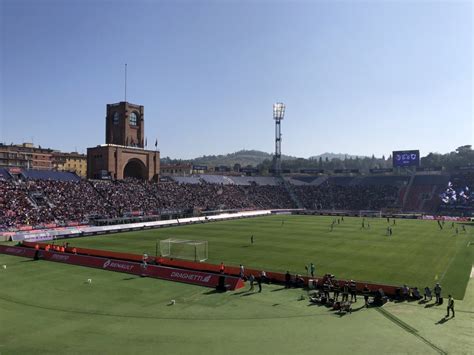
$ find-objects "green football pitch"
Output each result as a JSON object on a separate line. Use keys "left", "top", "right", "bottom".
{"left": 68, "top": 215, "right": 473, "bottom": 299}
{"left": 1, "top": 215, "right": 473, "bottom": 354}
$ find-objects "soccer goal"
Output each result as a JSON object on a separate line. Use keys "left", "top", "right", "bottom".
{"left": 359, "top": 210, "right": 382, "bottom": 218}
{"left": 159, "top": 238, "right": 208, "bottom": 262}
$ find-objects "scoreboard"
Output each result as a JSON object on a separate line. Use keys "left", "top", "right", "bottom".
{"left": 392, "top": 150, "right": 420, "bottom": 167}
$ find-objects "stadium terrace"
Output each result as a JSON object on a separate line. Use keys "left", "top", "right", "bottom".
{"left": 1, "top": 168, "right": 473, "bottom": 233}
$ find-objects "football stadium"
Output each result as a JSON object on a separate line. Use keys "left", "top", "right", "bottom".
{"left": 1, "top": 1, "right": 473, "bottom": 354}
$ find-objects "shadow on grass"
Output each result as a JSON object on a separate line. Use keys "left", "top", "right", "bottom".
{"left": 435, "top": 316, "right": 452, "bottom": 325}
{"left": 271, "top": 287, "right": 287, "bottom": 292}
{"left": 123, "top": 276, "right": 138, "bottom": 281}
{"left": 351, "top": 304, "right": 367, "bottom": 312}
{"left": 232, "top": 290, "right": 248, "bottom": 296}
{"left": 424, "top": 302, "right": 438, "bottom": 309}
{"left": 418, "top": 299, "right": 431, "bottom": 305}
{"left": 242, "top": 292, "right": 257, "bottom": 297}
{"left": 203, "top": 289, "right": 223, "bottom": 295}
{"left": 393, "top": 299, "right": 408, "bottom": 304}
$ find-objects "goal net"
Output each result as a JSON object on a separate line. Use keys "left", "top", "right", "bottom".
{"left": 359, "top": 210, "right": 382, "bottom": 218}
{"left": 159, "top": 238, "right": 208, "bottom": 262}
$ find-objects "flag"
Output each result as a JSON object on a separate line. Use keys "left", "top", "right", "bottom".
{"left": 145, "top": 138, "right": 147, "bottom": 147}
{"left": 155, "top": 139, "right": 158, "bottom": 148}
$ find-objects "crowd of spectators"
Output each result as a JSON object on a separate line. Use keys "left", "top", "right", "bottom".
{"left": 438, "top": 172, "right": 474, "bottom": 213}
{"left": 0, "top": 179, "right": 115, "bottom": 229}
{"left": 293, "top": 181, "right": 400, "bottom": 211}
{"left": 93, "top": 179, "right": 296, "bottom": 214}
{"left": 0, "top": 178, "right": 296, "bottom": 229}
{"left": 0, "top": 174, "right": 431, "bottom": 230}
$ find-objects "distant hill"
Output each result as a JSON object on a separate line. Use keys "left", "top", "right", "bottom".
{"left": 161, "top": 150, "right": 366, "bottom": 167}
{"left": 161, "top": 150, "right": 297, "bottom": 167}
{"left": 309, "top": 153, "right": 367, "bottom": 160}
{"left": 192, "top": 150, "right": 298, "bottom": 167}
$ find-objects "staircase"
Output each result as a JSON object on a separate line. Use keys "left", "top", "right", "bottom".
{"left": 282, "top": 178, "right": 304, "bottom": 209}
{"left": 402, "top": 174, "right": 415, "bottom": 211}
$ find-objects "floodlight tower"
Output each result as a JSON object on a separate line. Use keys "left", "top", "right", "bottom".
{"left": 273, "top": 102, "right": 285, "bottom": 175}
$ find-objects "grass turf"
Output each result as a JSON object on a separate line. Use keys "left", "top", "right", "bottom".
{"left": 66, "top": 215, "right": 474, "bottom": 299}
{"left": 0, "top": 252, "right": 473, "bottom": 355}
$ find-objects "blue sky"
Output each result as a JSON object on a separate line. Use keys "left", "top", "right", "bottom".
{"left": 0, "top": 0, "right": 472, "bottom": 159}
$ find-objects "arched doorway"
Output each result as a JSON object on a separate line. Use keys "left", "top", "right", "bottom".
{"left": 123, "top": 158, "right": 147, "bottom": 180}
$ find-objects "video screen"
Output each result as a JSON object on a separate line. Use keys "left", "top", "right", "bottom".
{"left": 392, "top": 150, "right": 420, "bottom": 167}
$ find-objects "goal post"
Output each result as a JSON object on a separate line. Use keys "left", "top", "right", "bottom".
{"left": 359, "top": 210, "right": 382, "bottom": 218}
{"left": 159, "top": 238, "right": 208, "bottom": 262}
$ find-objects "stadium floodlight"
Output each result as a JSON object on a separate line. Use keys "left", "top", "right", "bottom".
{"left": 273, "top": 102, "right": 285, "bottom": 175}
{"left": 273, "top": 102, "right": 285, "bottom": 121}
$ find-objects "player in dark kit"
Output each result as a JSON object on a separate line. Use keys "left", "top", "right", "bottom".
{"left": 446, "top": 295, "right": 455, "bottom": 318}
{"left": 363, "top": 285, "right": 370, "bottom": 307}
{"left": 333, "top": 281, "right": 340, "bottom": 301}
{"left": 342, "top": 282, "right": 350, "bottom": 302}
{"left": 285, "top": 271, "right": 291, "bottom": 288}
{"left": 250, "top": 235, "right": 254, "bottom": 244}
{"left": 350, "top": 280, "right": 357, "bottom": 302}
{"left": 323, "top": 281, "right": 330, "bottom": 299}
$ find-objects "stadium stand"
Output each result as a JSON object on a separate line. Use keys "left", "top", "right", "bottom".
{"left": 173, "top": 176, "right": 202, "bottom": 184}
{"left": 21, "top": 169, "right": 80, "bottom": 182}
{"left": 0, "top": 168, "right": 12, "bottom": 181}
{"left": 293, "top": 181, "right": 400, "bottom": 211}
{"left": 199, "top": 174, "right": 234, "bottom": 185}
{"left": 1, "top": 168, "right": 470, "bottom": 230}
{"left": 326, "top": 176, "right": 355, "bottom": 186}
{"left": 438, "top": 172, "right": 474, "bottom": 213}
{"left": 403, "top": 174, "right": 449, "bottom": 212}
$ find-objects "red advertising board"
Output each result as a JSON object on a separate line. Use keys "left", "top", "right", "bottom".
{"left": 0, "top": 245, "right": 37, "bottom": 258}
{"left": 0, "top": 245, "right": 244, "bottom": 290}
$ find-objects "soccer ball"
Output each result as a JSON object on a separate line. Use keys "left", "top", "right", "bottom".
{"left": 2, "top": 265, "right": 6, "bottom": 269}
{"left": 87, "top": 278, "right": 92, "bottom": 284}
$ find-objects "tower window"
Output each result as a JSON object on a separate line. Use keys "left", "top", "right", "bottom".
{"left": 113, "top": 112, "right": 119, "bottom": 125}
{"left": 129, "top": 112, "right": 138, "bottom": 126}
